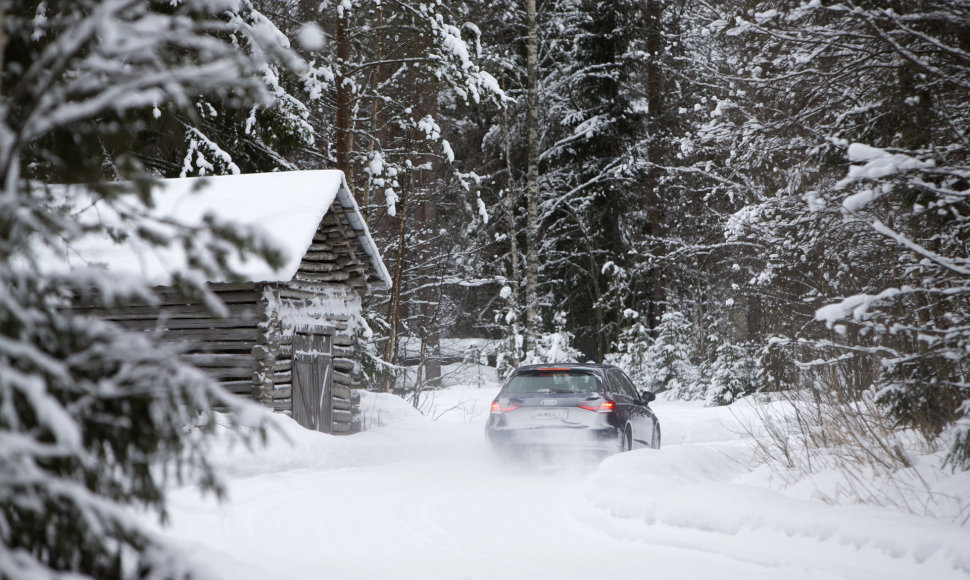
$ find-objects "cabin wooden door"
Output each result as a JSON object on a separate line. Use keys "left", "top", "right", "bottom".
{"left": 291, "top": 327, "right": 334, "bottom": 432}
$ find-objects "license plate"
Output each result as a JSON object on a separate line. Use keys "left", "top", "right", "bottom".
{"left": 533, "top": 409, "right": 567, "bottom": 420}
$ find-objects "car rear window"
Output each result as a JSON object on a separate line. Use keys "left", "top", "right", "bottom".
{"left": 504, "top": 371, "right": 600, "bottom": 394}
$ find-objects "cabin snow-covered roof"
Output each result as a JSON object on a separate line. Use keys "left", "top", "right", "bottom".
{"left": 47, "top": 170, "right": 392, "bottom": 289}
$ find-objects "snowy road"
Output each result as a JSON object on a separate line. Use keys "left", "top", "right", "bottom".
{"left": 158, "top": 387, "right": 970, "bottom": 580}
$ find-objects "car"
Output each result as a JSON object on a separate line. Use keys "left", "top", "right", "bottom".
{"left": 485, "top": 363, "right": 660, "bottom": 458}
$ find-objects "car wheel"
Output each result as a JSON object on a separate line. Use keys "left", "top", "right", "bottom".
{"left": 617, "top": 425, "right": 632, "bottom": 453}
{"left": 651, "top": 423, "right": 661, "bottom": 449}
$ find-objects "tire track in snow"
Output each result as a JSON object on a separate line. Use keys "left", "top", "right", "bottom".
{"left": 158, "top": 398, "right": 969, "bottom": 580}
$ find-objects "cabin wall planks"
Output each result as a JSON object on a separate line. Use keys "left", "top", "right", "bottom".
{"left": 94, "top": 196, "right": 381, "bottom": 433}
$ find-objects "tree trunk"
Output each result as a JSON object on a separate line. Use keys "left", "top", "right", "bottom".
{"left": 524, "top": 0, "right": 541, "bottom": 351}
{"left": 334, "top": 11, "right": 354, "bottom": 182}
{"left": 361, "top": 5, "right": 385, "bottom": 216}
{"left": 642, "top": 0, "right": 665, "bottom": 333}
{"left": 414, "top": 179, "right": 442, "bottom": 388}
{"left": 0, "top": 6, "right": 7, "bottom": 97}
{"left": 383, "top": 179, "right": 409, "bottom": 392}
{"left": 502, "top": 81, "right": 522, "bottom": 368}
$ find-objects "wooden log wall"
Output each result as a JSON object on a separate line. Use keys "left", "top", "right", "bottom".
{"left": 261, "top": 208, "right": 373, "bottom": 433}
{"left": 95, "top": 283, "right": 263, "bottom": 397}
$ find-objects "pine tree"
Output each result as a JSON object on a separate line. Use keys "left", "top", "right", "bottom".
{"left": 0, "top": 1, "right": 293, "bottom": 576}
{"left": 604, "top": 308, "right": 652, "bottom": 386}
{"left": 707, "top": 342, "right": 760, "bottom": 406}
{"left": 536, "top": 0, "right": 649, "bottom": 359}
{"left": 645, "top": 310, "right": 699, "bottom": 398}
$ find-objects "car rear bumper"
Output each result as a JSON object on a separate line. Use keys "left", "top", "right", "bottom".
{"left": 486, "top": 424, "right": 618, "bottom": 453}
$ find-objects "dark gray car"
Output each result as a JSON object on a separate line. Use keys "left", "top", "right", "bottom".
{"left": 486, "top": 363, "right": 660, "bottom": 455}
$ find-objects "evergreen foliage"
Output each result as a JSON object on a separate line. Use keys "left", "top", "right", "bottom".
{"left": 0, "top": 1, "right": 291, "bottom": 576}
{"left": 644, "top": 310, "right": 698, "bottom": 399}
{"left": 604, "top": 309, "right": 652, "bottom": 387}
{"left": 0, "top": 279, "right": 245, "bottom": 579}
{"left": 522, "top": 311, "right": 584, "bottom": 366}
{"left": 536, "top": 0, "right": 649, "bottom": 359}
{"left": 707, "top": 342, "right": 760, "bottom": 406}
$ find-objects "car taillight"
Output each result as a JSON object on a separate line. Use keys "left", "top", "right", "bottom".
{"left": 490, "top": 401, "right": 520, "bottom": 414}
{"left": 577, "top": 400, "right": 615, "bottom": 413}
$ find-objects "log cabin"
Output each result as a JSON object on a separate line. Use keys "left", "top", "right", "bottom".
{"left": 53, "top": 170, "right": 391, "bottom": 434}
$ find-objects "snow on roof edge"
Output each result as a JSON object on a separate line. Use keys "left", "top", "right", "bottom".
{"left": 334, "top": 174, "right": 393, "bottom": 290}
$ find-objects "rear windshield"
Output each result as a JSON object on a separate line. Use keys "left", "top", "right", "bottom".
{"left": 504, "top": 371, "right": 601, "bottom": 394}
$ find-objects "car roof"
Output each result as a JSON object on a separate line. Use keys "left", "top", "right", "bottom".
{"left": 510, "top": 363, "right": 616, "bottom": 375}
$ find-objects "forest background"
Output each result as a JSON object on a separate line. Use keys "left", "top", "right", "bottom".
{"left": 7, "top": 0, "right": 970, "bottom": 482}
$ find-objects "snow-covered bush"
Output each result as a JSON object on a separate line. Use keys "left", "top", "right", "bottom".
{"left": 759, "top": 337, "right": 803, "bottom": 393}
{"left": 523, "top": 311, "right": 583, "bottom": 366}
{"left": 358, "top": 311, "right": 398, "bottom": 392}
{"left": 493, "top": 285, "right": 524, "bottom": 381}
{"left": 610, "top": 311, "right": 760, "bottom": 405}
{"left": 706, "top": 342, "right": 761, "bottom": 406}
{"left": 876, "top": 354, "right": 964, "bottom": 447}
{"left": 605, "top": 309, "right": 653, "bottom": 387}
{"left": 644, "top": 310, "right": 701, "bottom": 399}
{"left": 742, "top": 372, "right": 968, "bottom": 521}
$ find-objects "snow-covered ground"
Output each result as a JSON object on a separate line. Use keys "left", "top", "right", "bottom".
{"left": 153, "top": 376, "right": 970, "bottom": 580}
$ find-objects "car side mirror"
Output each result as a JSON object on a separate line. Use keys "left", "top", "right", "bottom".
{"left": 640, "top": 390, "right": 656, "bottom": 403}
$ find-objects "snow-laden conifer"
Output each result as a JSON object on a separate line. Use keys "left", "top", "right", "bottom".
{"left": 0, "top": 1, "right": 296, "bottom": 577}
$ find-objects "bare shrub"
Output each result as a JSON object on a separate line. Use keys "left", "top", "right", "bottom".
{"left": 741, "top": 362, "right": 969, "bottom": 523}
